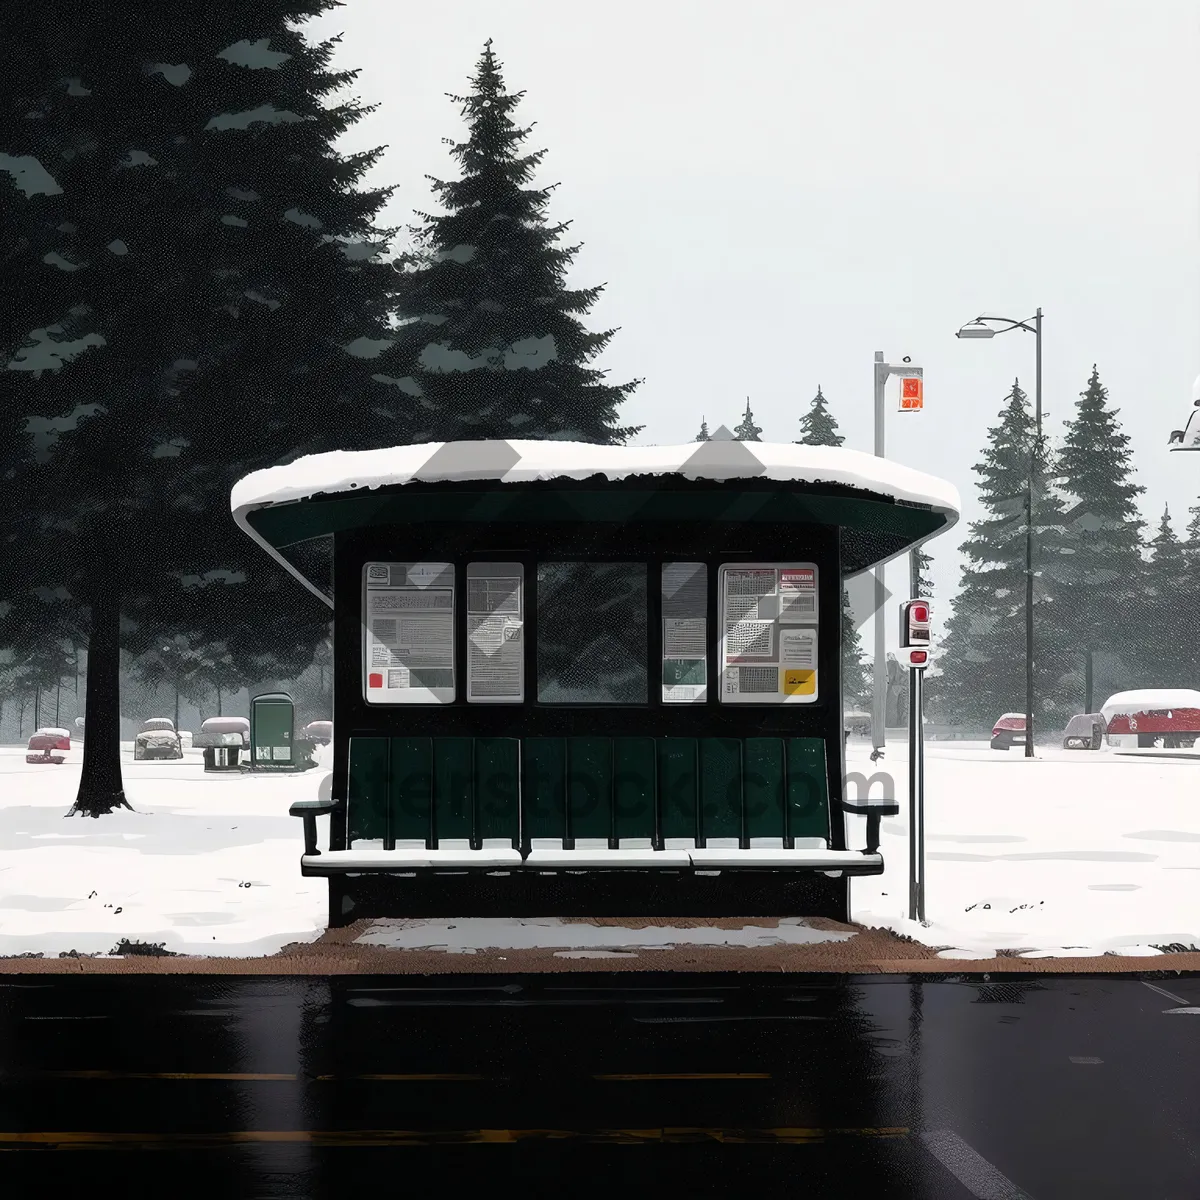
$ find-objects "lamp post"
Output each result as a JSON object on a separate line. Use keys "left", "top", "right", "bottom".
{"left": 955, "top": 310, "right": 1042, "bottom": 759}
{"left": 871, "top": 353, "right": 924, "bottom": 762}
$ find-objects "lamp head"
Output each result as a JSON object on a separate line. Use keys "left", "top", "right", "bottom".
{"left": 956, "top": 320, "right": 996, "bottom": 339}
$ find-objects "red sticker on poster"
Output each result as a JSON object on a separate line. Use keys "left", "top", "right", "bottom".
{"left": 368, "top": 673, "right": 384, "bottom": 688}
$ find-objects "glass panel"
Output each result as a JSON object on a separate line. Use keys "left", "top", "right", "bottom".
{"left": 662, "top": 562, "right": 707, "bottom": 703}
{"left": 362, "top": 562, "right": 455, "bottom": 704}
{"left": 467, "top": 563, "right": 524, "bottom": 703}
{"left": 718, "top": 562, "right": 820, "bottom": 704}
{"left": 536, "top": 562, "right": 648, "bottom": 703}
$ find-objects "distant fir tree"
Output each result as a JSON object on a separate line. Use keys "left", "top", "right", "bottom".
{"left": 392, "top": 40, "right": 641, "bottom": 443}
{"left": 1142, "top": 506, "right": 1196, "bottom": 687}
{"left": 913, "top": 549, "right": 934, "bottom": 598}
{"left": 694, "top": 418, "right": 710, "bottom": 442}
{"left": 733, "top": 398, "right": 762, "bottom": 442}
{"left": 934, "top": 381, "right": 1074, "bottom": 730}
{"left": 0, "top": 2, "right": 410, "bottom": 815}
{"left": 795, "top": 386, "right": 844, "bottom": 447}
{"left": 1055, "top": 366, "right": 1146, "bottom": 707}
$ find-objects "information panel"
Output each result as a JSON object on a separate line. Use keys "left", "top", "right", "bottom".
{"left": 718, "top": 562, "right": 818, "bottom": 704}
{"left": 362, "top": 562, "right": 455, "bottom": 704}
{"left": 662, "top": 562, "right": 707, "bottom": 703}
{"left": 467, "top": 562, "right": 524, "bottom": 703}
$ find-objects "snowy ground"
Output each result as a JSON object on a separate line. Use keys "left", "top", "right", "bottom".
{"left": 0, "top": 744, "right": 331, "bottom": 957}
{"left": 0, "top": 739, "right": 1196, "bottom": 960}
{"left": 849, "top": 739, "right": 1200, "bottom": 959}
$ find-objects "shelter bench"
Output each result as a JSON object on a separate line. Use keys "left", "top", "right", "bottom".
{"left": 289, "top": 734, "right": 885, "bottom": 876}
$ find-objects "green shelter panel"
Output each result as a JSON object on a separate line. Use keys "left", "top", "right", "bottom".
{"left": 786, "top": 738, "right": 830, "bottom": 841}
{"left": 743, "top": 738, "right": 787, "bottom": 841}
{"left": 658, "top": 738, "right": 700, "bottom": 843}
{"left": 699, "top": 738, "right": 743, "bottom": 844}
{"left": 432, "top": 738, "right": 474, "bottom": 844}
{"left": 347, "top": 737, "right": 389, "bottom": 844}
{"left": 612, "top": 738, "right": 657, "bottom": 843}
{"left": 567, "top": 737, "right": 613, "bottom": 841}
{"left": 474, "top": 738, "right": 520, "bottom": 846}
{"left": 389, "top": 738, "right": 433, "bottom": 845}
{"left": 521, "top": 737, "right": 567, "bottom": 842}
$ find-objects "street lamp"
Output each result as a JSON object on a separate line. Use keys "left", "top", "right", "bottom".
{"left": 955, "top": 309, "right": 1043, "bottom": 759}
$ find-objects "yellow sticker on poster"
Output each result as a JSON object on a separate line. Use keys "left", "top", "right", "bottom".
{"left": 782, "top": 668, "right": 816, "bottom": 696}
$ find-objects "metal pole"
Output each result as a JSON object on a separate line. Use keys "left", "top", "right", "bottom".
{"left": 908, "top": 665, "right": 918, "bottom": 921}
{"left": 1026, "top": 308, "right": 1041, "bottom": 760}
{"left": 1025, "top": 471, "right": 1035, "bottom": 759}
{"left": 1034, "top": 308, "right": 1043, "bottom": 438}
{"left": 873, "top": 352, "right": 886, "bottom": 758}
{"left": 915, "top": 666, "right": 926, "bottom": 921}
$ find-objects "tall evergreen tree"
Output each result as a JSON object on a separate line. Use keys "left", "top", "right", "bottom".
{"left": 1142, "top": 506, "right": 1195, "bottom": 688}
{"left": 1055, "top": 365, "right": 1146, "bottom": 708}
{"left": 795, "top": 386, "right": 844, "bottom": 447}
{"left": 935, "top": 381, "right": 1073, "bottom": 729}
{"left": 694, "top": 417, "right": 710, "bottom": 442}
{"left": 391, "top": 40, "right": 641, "bottom": 443}
{"left": 733, "top": 398, "right": 762, "bottom": 442}
{"left": 1, "top": 3, "right": 412, "bottom": 814}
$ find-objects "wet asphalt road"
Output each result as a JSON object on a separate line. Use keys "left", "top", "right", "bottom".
{"left": 1, "top": 972, "right": 1198, "bottom": 1198}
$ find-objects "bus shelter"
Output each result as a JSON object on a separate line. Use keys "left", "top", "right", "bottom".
{"left": 232, "top": 439, "right": 959, "bottom": 926}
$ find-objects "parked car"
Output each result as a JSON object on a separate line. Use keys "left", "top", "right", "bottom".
{"left": 134, "top": 717, "right": 183, "bottom": 761}
{"left": 1062, "top": 712, "right": 1106, "bottom": 750}
{"left": 302, "top": 720, "right": 333, "bottom": 747}
{"left": 990, "top": 713, "right": 1026, "bottom": 751}
{"left": 26, "top": 727, "right": 70, "bottom": 764}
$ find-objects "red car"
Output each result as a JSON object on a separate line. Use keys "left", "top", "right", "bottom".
{"left": 990, "top": 713, "right": 1026, "bottom": 751}
{"left": 26, "top": 727, "right": 71, "bottom": 764}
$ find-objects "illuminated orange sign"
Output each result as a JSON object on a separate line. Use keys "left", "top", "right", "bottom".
{"left": 899, "top": 376, "right": 923, "bottom": 411}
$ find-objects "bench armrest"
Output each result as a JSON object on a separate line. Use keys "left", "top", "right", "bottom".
{"left": 289, "top": 795, "right": 339, "bottom": 856}
{"left": 840, "top": 798, "right": 899, "bottom": 855}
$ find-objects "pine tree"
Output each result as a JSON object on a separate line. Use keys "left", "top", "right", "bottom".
{"left": 935, "top": 381, "right": 1073, "bottom": 729}
{"left": 694, "top": 417, "right": 710, "bottom": 442}
{"left": 391, "top": 41, "right": 641, "bottom": 443}
{"left": 914, "top": 549, "right": 934, "bottom": 598}
{"left": 1055, "top": 365, "right": 1146, "bottom": 707}
{"left": 1142, "top": 506, "right": 1195, "bottom": 687}
{"left": 841, "top": 595, "right": 869, "bottom": 710}
{"left": 795, "top": 386, "right": 844, "bottom": 447}
{"left": 0, "top": 3, "right": 412, "bottom": 815}
{"left": 733, "top": 398, "right": 762, "bottom": 442}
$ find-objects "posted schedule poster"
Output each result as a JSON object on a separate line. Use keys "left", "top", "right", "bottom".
{"left": 362, "top": 562, "right": 456, "bottom": 704}
{"left": 718, "top": 562, "right": 819, "bottom": 704}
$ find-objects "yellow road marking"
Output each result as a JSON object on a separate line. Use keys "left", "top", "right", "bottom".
{"left": 0, "top": 1127, "right": 910, "bottom": 1147}
{"left": 319, "top": 1080, "right": 492, "bottom": 1089}
{"left": 594, "top": 1073, "right": 771, "bottom": 1081}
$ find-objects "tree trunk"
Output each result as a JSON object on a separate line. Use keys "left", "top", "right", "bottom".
{"left": 69, "top": 581, "right": 132, "bottom": 817}
{"left": 55, "top": 680, "right": 61, "bottom": 726}
{"left": 1084, "top": 649, "right": 1093, "bottom": 714}
{"left": 34, "top": 685, "right": 41, "bottom": 732}
{"left": 216, "top": 685, "right": 223, "bottom": 717}
{"left": 174, "top": 679, "right": 180, "bottom": 730}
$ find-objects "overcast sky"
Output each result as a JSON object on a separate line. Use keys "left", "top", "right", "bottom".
{"left": 302, "top": 0, "right": 1199, "bottom": 645}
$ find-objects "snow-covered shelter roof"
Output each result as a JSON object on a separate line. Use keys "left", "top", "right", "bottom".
{"left": 35, "top": 727, "right": 70, "bottom": 738}
{"left": 231, "top": 439, "right": 960, "bottom": 609}
{"left": 1101, "top": 689, "right": 1200, "bottom": 717}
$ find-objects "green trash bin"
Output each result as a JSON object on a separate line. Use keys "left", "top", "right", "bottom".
{"left": 250, "top": 692, "right": 303, "bottom": 771}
